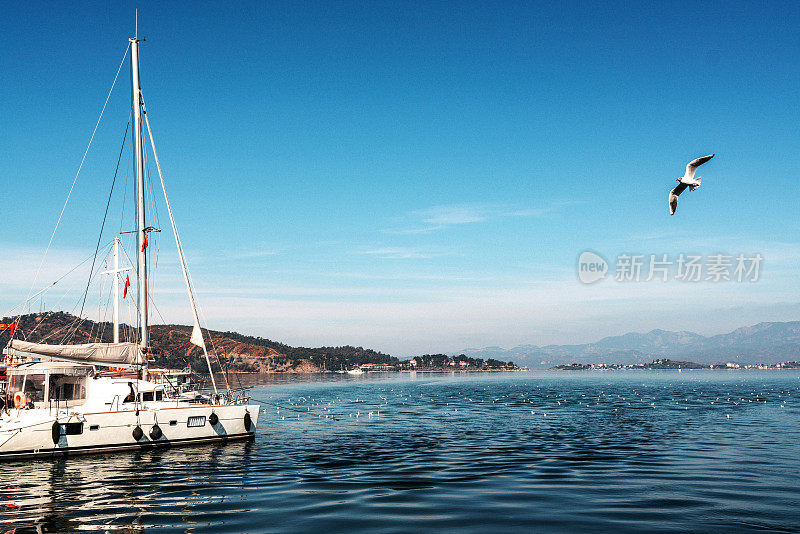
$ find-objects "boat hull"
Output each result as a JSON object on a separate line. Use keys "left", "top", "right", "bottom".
{"left": 0, "top": 403, "right": 259, "bottom": 461}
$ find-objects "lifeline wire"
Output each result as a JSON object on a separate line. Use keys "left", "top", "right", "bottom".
{"left": 76, "top": 121, "right": 130, "bottom": 324}
{"left": 23, "top": 43, "right": 131, "bottom": 314}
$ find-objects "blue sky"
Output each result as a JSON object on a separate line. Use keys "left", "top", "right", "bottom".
{"left": 1, "top": 1, "right": 798, "bottom": 356}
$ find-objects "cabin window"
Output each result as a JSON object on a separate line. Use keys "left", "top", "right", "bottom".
{"left": 142, "top": 391, "right": 154, "bottom": 402}
{"left": 187, "top": 416, "right": 206, "bottom": 427}
{"left": 155, "top": 390, "right": 163, "bottom": 401}
{"left": 90, "top": 425, "right": 100, "bottom": 431}
{"left": 169, "top": 420, "right": 177, "bottom": 426}
{"left": 9, "top": 375, "right": 25, "bottom": 394}
{"left": 49, "top": 378, "right": 87, "bottom": 401}
{"left": 59, "top": 422, "right": 83, "bottom": 435}
{"left": 23, "top": 374, "right": 46, "bottom": 404}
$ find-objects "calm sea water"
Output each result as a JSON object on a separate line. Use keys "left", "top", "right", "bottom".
{"left": 1, "top": 371, "right": 799, "bottom": 533}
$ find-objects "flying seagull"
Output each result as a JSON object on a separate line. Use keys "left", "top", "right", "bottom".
{"left": 669, "top": 154, "right": 714, "bottom": 215}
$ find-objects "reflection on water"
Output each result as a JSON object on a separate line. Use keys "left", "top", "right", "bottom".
{"left": 0, "top": 440, "right": 256, "bottom": 532}
{"left": 1, "top": 371, "right": 799, "bottom": 533}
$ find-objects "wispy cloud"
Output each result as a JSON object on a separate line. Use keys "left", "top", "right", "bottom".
{"left": 358, "top": 247, "right": 433, "bottom": 259}
{"left": 419, "top": 205, "right": 488, "bottom": 225}
{"left": 177, "top": 279, "right": 800, "bottom": 356}
{"left": 233, "top": 249, "right": 277, "bottom": 259}
{"left": 382, "top": 201, "right": 573, "bottom": 234}
{"left": 381, "top": 226, "right": 445, "bottom": 235}
{"left": 502, "top": 201, "right": 577, "bottom": 218}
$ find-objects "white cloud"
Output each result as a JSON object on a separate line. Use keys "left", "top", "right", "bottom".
{"left": 358, "top": 247, "right": 433, "bottom": 259}
{"left": 382, "top": 201, "right": 573, "bottom": 234}
{"left": 232, "top": 249, "right": 278, "bottom": 259}
{"left": 379, "top": 226, "right": 444, "bottom": 235}
{"left": 2, "top": 238, "right": 797, "bottom": 357}
{"left": 177, "top": 275, "right": 799, "bottom": 357}
{"left": 418, "top": 205, "right": 488, "bottom": 225}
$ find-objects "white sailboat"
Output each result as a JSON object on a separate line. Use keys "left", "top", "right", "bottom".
{"left": 0, "top": 33, "right": 258, "bottom": 460}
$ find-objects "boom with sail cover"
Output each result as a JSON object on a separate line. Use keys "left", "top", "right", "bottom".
{"left": 8, "top": 339, "right": 143, "bottom": 365}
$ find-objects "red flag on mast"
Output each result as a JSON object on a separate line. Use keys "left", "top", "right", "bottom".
{"left": 0, "top": 323, "right": 17, "bottom": 335}
{"left": 123, "top": 274, "right": 131, "bottom": 298}
{"left": 141, "top": 234, "right": 148, "bottom": 252}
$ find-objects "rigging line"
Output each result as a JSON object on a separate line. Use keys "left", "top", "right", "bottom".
{"left": 97, "top": 288, "right": 114, "bottom": 343}
{"left": 140, "top": 96, "right": 219, "bottom": 396}
{"left": 143, "top": 135, "right": 161, "bottom": 234}
{"left": 118, "top": 242, "right": 140, "bottom": 324}
{"left": 3, "top": 255, "right": 87, "bottom": 318}
{"left": 76, "top": 121, "right": 130, "bottom": 325}
{"left": 61, "top": 241, "right": 114, "bottom": 344}
{"left": 143, "top": 136, "right": 162, "bottom": 308}
{"left": 11, "top": 246, "right": 112, "bottom": 341}
{"left": 89, "top": 275, "right": 107, "bottom": 342}
{"left": 218, "top": 342, "right": 242, "bottom": 395}
{"left": 195, "top": 301, "right": 233, "bottom": 394}
{"left": 23, "top": 43, "right": 131, "bottom": 314}
{"left": 119, "top": 109, "right": 133, "bottom": 233}
{"left": 147, "top": 292, "right": 169, "bottom": 329}
{"left": 131, "top": 84, "right": 140, "bottom": 338}
{"left": 93, "top": 270, "right": 114, "bottom": 342}
{"left": 97, "top": 255, "right": 112, "bottom": 343}
{"left": 62, "top": 240, "right": 114, "bottom": 344}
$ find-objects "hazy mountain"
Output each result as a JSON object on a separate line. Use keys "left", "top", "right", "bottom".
{"left": 462, "top": 321, "right": 800, "bottom": 367}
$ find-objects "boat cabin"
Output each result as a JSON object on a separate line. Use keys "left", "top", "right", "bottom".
{"left": 125, "top": 384, "right": 165, "bottom": 403}
{"left": 148, "top": 367, "right": 196, "bottom": 394}
{"left": 6, "top": 362, "right": 94, "bottom": 409}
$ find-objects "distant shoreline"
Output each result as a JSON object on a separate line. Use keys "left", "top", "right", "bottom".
{"left": 549, "top": 367, "right": 800, "bottom": 371}
{"left": 210, "top": 368, "right": 529, "bottom": 375}
{"left": 549, "top": 359, "right": 800, "bottom": 371}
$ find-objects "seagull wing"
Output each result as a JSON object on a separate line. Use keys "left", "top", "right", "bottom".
{"left": 669, "top": 182, "right": 688, "bottom": 215}
{"left": 684, "top": 154, "right": 714, "bottom": 180}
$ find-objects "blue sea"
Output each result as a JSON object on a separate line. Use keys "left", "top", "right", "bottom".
{"left": 1, "top": 371, "right": 799, "bottom": 533}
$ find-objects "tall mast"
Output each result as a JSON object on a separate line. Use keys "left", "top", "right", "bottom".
{"left": 101, "top": 237, "right": 130, "bottom": 343}
{"left": 113, "top": 237, "right": 120, "bottom": 343}
{"left": 130, "top": 36, "right": 148, "bottom": 350}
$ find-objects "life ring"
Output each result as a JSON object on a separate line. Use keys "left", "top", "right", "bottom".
{"left": 13, "top": 392, "right": 26, "bottom": 409}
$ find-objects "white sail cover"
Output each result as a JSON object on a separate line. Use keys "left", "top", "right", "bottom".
{"left": 9, "top": 339, "right": 144, "bottom": 365}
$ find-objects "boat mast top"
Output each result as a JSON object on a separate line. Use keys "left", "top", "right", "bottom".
{"left": 100, "top": 238, "right": 130, "bottom": 344}
{"left": 130, "top": 36, "right": 148, "bottom": 350}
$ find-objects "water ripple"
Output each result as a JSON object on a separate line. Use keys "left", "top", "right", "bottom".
{"left": 0, "top": 371, "right": 798, "bottom": 533}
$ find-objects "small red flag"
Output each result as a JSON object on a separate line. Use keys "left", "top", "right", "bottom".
{"left": 123, "top": 274, "right": 131, "bottom": 298}
{"left": 0, "top": 323, "right": 17, "bottom": 335}
{"left": 141, "top": 234, "right": 149, "bottom": 252}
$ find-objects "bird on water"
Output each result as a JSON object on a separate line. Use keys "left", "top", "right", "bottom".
{"left": 669, "top": 154, "right": 714, "bottom": 215}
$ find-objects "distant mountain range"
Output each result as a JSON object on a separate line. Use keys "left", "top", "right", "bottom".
{"left": 461, "top": 322, "right": 800, "bottom": 368}
{"left": 5, "top": 313, "right": 799, "bottom": 371}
